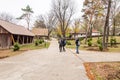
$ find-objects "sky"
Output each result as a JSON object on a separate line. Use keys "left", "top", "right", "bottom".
{"left": 0, "top": 0, "right": 84, "bottom": 27}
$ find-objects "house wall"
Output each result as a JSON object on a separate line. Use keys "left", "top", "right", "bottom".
{"left": 0, "top": 26, "right": 11, "bottom": 49}
{"left": 0, "top": 26, "right": 34, "bottom": 49}
{"left": 92, "top": 32, "right": 101, "bottom": 36}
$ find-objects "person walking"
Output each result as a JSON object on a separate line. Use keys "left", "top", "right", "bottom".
{"left": 58, "top": 38, "right": 62, "bottom": 52}
{"left": 62, "top": 38, "right": 66, "bottom": 52}
{"left": 75, "top": 38, "right": 80, "bottom": 54}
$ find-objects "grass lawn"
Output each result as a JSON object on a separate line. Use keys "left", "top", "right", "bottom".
{"left": 84, "top": 62, "right": 120, "bottom": 80}
{"left": 0, "top": 42, "right": 50, "bottom": 59}
{"left": 66, "top": 36, "right": 120, "bottom": 52}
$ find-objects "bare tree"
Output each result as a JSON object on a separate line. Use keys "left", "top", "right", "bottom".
{"left": 0, "top": 12, "right": 16, "bottom": 23}
{"left": 34, "top": 15, "right": 46, "bottom": 28}
{"left": 82, "top": 0, "right": 105, "bottom": 44}
{"left": 110, "top": 0, "right": 120, "bottom": 36}
{"left": 72, "top": 19, "right": 81, "bottom": 38}
{"left": 52, "top": 0, "right": 75, "bottom": 37}
{"left": 45, "top": 12, "right": 57, "bottom": 38}
{"left": 34, "top": 12, "right": 57, "bottom": 38}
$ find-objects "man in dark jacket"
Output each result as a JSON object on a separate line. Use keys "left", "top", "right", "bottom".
{"left": 58, "top": 38, "right": 66, "bottom": 52}
{"left": 75, "top": 38, "right": 80, "bottom": 54}
{"left": 62, "top": 38, "right": 66, "bottom": 52}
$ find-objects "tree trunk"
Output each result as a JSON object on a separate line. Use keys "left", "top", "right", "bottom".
{"left": 89, "top": 24, "right": 92, "bottom": 39}
{"left": 106, "top": 25, "right": 109, "bottom": 47}
{"left": 85, "top": 26, "right": 90, "bottom": 44}
{"left": 103, "top": 0, "right": 111, "bottom": 49}
{"left": 113, "top": 18, "right": 116, "bottom": 36}
{"left": 48, "top": 30, "right": 52, "bottom": 39}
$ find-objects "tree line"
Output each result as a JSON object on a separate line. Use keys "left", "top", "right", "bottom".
{"left": 0, "top": 0, "right": 120, "bottom": 50}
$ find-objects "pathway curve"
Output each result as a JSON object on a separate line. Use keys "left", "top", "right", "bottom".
{"left": 70, "top": 49, "right": 120, "bottom": 62}
{"left": 0, "top": 38, "right": 89, "bottom": 80}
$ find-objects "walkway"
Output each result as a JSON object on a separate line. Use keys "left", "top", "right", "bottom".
{"left": 70, "top": 49, "right": 120, "bottom": 62}
{"left": 0, "top": 39, "right": 89, "bottom": 80}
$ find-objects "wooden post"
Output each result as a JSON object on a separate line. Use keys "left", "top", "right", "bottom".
{"left": 23, "top": 36, "right": 24, "bottom": 44}
{"left": 11, "top": 35, "right": 15, "bottom": 44}
{"left": 17, "top": 35, "right": 19, "bottom": 43}
{"left": 27, "top": 36, "right": 29, "bottom": 43}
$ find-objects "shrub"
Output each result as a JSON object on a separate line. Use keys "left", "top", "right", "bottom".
{"left": 13, "top": 43, "right": 20, "bottom": 51}
{"left": 88, "top": 41, "right": 92, "bottom": 46}
{"left": 97, "top": 38, "right": 102, "bottom": 44}
{"left": 79, "top": 37, "right": 84, "bottom": 41}
{"left": 97, "top": 38, "right": 103, "bottom": 51}
{"left": 114, "top": 39, "right": 117, "bottom": 45}
{"left": 110, "top": 38, "right": 117, "bottom": 47}
{"left": 39, "top": 39, "right": 44, "bottom": 44}
{"left": 87, "top": 38, "right": 92, "bottom": 46}
{"left": 35, "top": 40, "right": 39, "bottom": 46}
{"left": 98, "top": 44, "right": 103, "bottom": 51}
{"left": 66, "top": 41, "right": 71, "bottom": 45}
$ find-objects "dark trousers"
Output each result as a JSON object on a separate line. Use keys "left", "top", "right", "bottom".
{"left": 63, "top": 46, "right": 65, "bottom": 51}
{"left": 59, "top": 45, "right": 62, "bottom": 52}
{"left": 59, "top": 45, "right": 65, "bottom": 52}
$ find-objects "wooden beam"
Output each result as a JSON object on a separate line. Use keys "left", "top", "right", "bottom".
{"left": 17, "top": 35, "right": 20, "bottom": 43}
{"left": 27, "top": 36, "right": 29, "bottom": 43}
{"left": 23, "top": 36, "right": 24, "bottom": 44}
{"left": 11, "top": 35, "right": 15, "bottom": 44}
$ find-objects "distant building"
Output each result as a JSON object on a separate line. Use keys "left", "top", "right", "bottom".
{"left": 0, "top": 19, "right": 34, "bottom": 49}
{"left": 70, "top": 29, "right": 101, "bottom": 38}
{"left": 110, "top": 27, "right": 120, "bottom": 36}
{"left": 31, "top": 28, "right": 48, "bottom": 39}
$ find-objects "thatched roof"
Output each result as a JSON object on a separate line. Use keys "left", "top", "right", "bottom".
{"left": 0, "top": 19, "right": 34, "bottom": 36}
{"left": 31, "top": 28, "right": 48, "bottom": 36}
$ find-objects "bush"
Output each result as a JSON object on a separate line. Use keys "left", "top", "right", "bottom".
{"left": 110, "top": 38, "right": 117, "bottom": 47}
{"left": 87, "top": 38, "right": 92, "bottom": 46}
{"left": 98, "top": 44, "right": 103, "bottom": 51}
{"left": 88, "top": 41, "right": 92, "bottom": 46}
{"left": 35, "top": 40, "right": 39, "bottom": 46}
{"left": 13, "top": 43, "right": 20, "bottom": 51}
{"left": 66, "top": 41, "right": 71, "bottom": 45}
{"left": 97, "top": 38, "right": 103, "bottom": 51}
{"left": 97, "top": 38, "right": 102, "bottom": 44}
{"left": 79, "top": 37, "right": 84, "bottom": 41}
{"left": 87, "top": 38, "right": 92, "bottom": 42}
{"left": 39, "top": 39, "right": 44, "bottom": 44}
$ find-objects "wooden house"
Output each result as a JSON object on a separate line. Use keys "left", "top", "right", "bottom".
{"left": 0, "top": 19, "right": 34, "bottom": 49}
{"left": 31, "top": 28, "right": 48, "bottom": 39}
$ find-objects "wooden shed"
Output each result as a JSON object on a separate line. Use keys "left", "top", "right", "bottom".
{"left": 0, "top": 19, "right": 34, "bottom": 49}
{"left": 31, "top": 28, "right": 48, "bottom": 39}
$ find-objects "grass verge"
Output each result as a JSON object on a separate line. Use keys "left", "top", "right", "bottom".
{"left": 0, "top": 42, "right": 50, "bottom": 59}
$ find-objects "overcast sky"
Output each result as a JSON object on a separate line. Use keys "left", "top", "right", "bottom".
{"left": 0, "top": 0, "right": 84, "bottom": 27}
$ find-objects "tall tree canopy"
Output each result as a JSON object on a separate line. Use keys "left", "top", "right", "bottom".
{"left": 18, "top": 5, "right": 34, "bottom": 30}
{"left": 52, "top": 0, "right": 75, "bottom": 37}
{"left": 82, "top": 0, "right": 105, "bottom": 43}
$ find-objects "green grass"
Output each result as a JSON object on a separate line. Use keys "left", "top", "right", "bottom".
{"left": 20, "top": 42, "right": 50, "bottom": 50}
{"left": 0, "top": 42, "right": 50, "bottom": 59}
{"left": 66, "top": 36, "right": 120, "bottom": 52}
